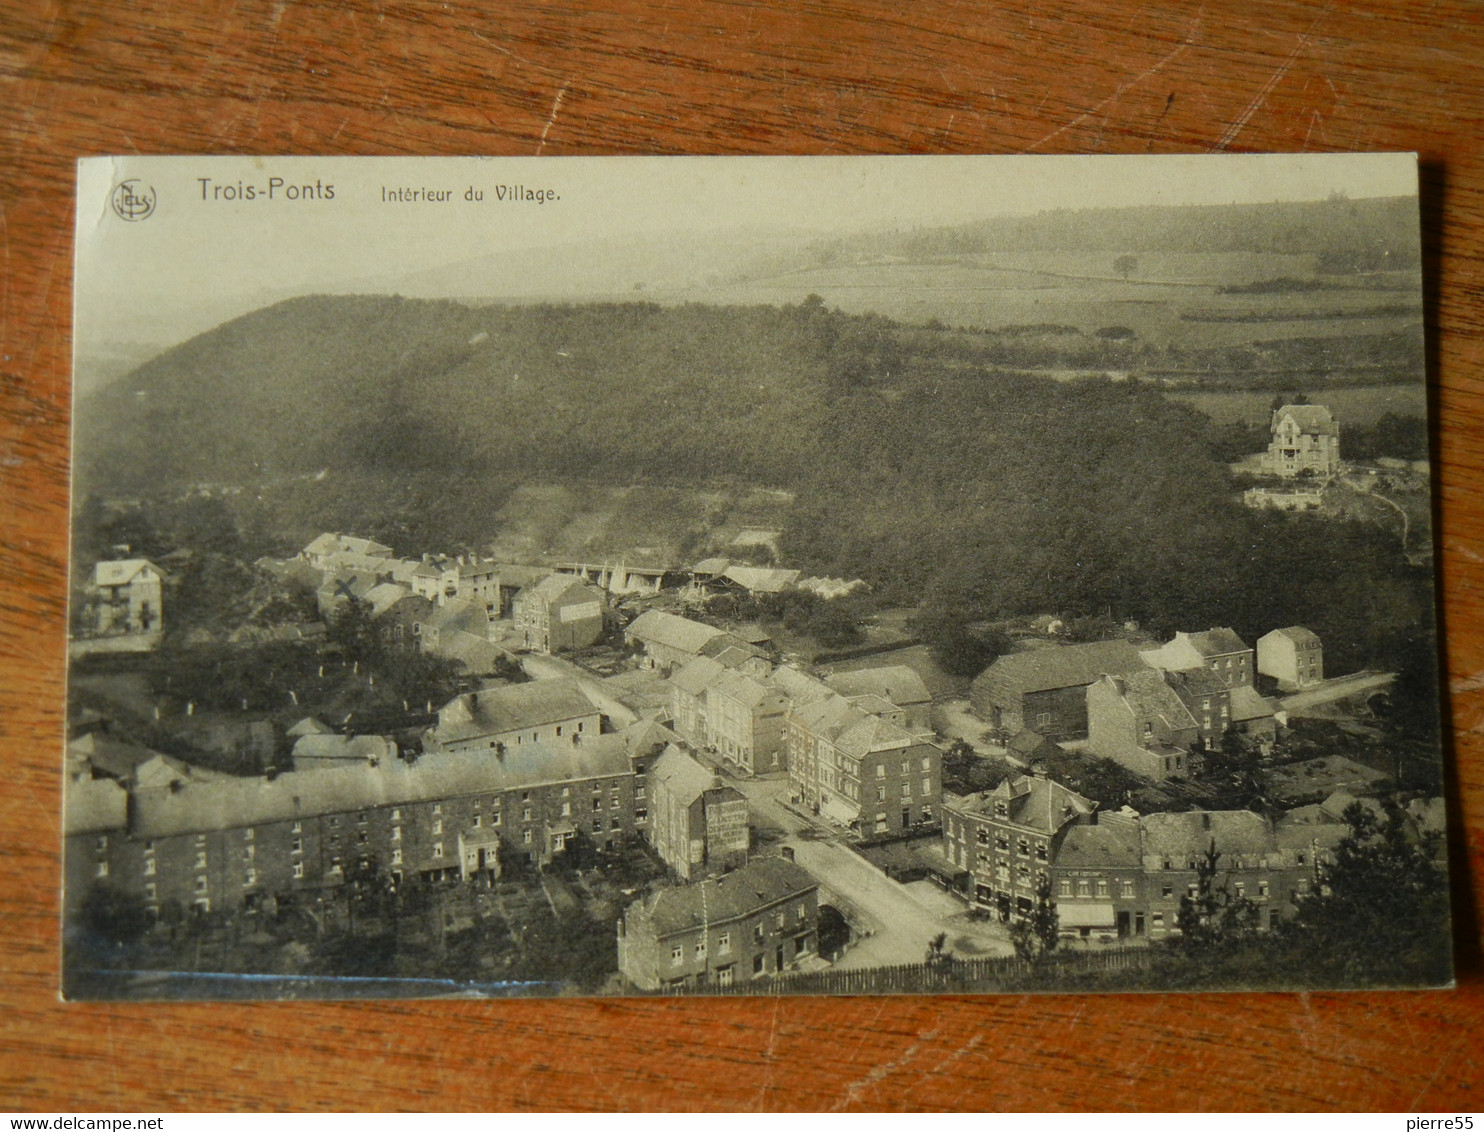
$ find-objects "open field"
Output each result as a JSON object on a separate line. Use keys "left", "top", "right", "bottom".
{"left": 1169, "top": 382, "right": 1427, "bottom": 426}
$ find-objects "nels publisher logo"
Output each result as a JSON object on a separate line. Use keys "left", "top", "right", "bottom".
{"left": 110, "top": 179, "right": 156, "bottom": 222}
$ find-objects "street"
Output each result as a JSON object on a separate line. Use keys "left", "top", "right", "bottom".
{"left": 725, "top": 772, "right": 1014, "bottom": 968}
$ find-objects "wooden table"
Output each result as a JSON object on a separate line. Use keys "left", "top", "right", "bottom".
{"left": 2, "top": 0, "right": 1481, "bottom": 1112}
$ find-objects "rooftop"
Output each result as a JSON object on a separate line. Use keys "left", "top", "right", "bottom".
{"left": 1273, "top": 404, "right": 1339, "bottom": 437}
{"left": 631, "top": 856, "right": 818, "bottom": 937}
{"left": 952, "top": 774, "right": 1095, "bottom": 835}
{"left": 430, "top": 679, "right": 600, "bottom": 745}
{"left": 92, "top": 558, "right": 163, "bottom": 587}
{"left": 626, "top": 610, "right": 726, "bottom": 654}
{"left": 649, "top": 744, "right": 721, "bottom": 805}
{"left": 826, "top": 664, "right": 932, "bottom": 706}
{"left": 974, "top": 639, "right": 1148, "bottom": 696}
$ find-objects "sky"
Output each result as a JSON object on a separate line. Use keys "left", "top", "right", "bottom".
{"left": 74, "top": 152, "right": 1419, "bottom": 372}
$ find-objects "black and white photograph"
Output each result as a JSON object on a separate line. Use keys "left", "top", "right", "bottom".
{"left": 64, "top": 153, "right": 1450, "bottom": 1000}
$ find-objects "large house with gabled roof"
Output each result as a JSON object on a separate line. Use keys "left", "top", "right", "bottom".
{"left": 970, "top": 640, "right": 1149, "bottom": 740}
{"left": 1261, "top": 403, "right": 1341, "bottom": 477}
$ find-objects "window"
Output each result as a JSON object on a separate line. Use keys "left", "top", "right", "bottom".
{"left": 901, "top": 759, "right": 910, "bottom": 775}
{"left": 143, "top": 857, "right": 156, "bottom": 876}
{"left": 1077, "top": 879, "right": 1091, "bottom": 897}
{"left": 390, "top": 826, "right": 401, "bottom": 842}
{"left": 753, "top": 922, "right": 765, "bottom": 943}
{"left": 328, "top": 817, "right": 339, "bottom": 829}
{"left": 1162, "top": 883, "right": 1174, "bottom": 899}
{"left": 522, "top": 830, "right": 533, "bottom": 845}
{"left": 875, "top": 764, "right": 885, "bottom": 779}
{"left": 694, "top": 940, "right": 706, "bottom": 959}
{"left": 472, "top": 815, "right": 481, "bottom": 828}
{"left": 95, "top": 861, "right": 109, "bottom": 878}
{"left": 995, "top": 833, "right": 1009, "bottom": 853}
{"left": 1095, "top": 879, "right": 1109, "bottom": 897}
{"left": 1122, "top": 880, "right": 1135, "bottom": 898}
{"left": 433, "top": 803, "right": 442, "bottom": 815}
{"left": 523, "top": 808, "right": 533, "bottom": 822}
{"left": 243, "top": 827, "right": 255, "bottom": 841}
{"left": 391, "top": 809, "right": 401, "bottom": 821}
{"left": 245, "top": 844, "right": 257, "bottom": 860}
{"left": 433, "top": 843, "right": 444, "bottom": 859}
{"left": 636, "top": 785, "right": 646, "bottom": 800}
{"left": 993, "top": 801, "right": 1009, "bottom": 818}
{"left": 292, "top": 821, "right": 302, "bottom": 834}
{"left": 1058, "top": 879, "right": 1072, "bottom": 897}
{"left": 718, "top": 931, "right": 731, "bottom": 953}
{"left": 432, "top": 819, "right": 443, "bottom": 835}
{"left": 921, "top": 755, "right": 932, "bottom": 771}
{"left": 753, "top": 954, "right": 765, "bottom": 976}
{"left": 1017, "top": 837, "right": 1030, "bottom": 858}
{"left": 1035, "top": 712, "right": 1052, "bottom": 729}
{"left": 357, "top": 813, "right": 367, "bottom": 825}
{"left": 194, "top": 852, "right": 207, "bottom": 870}
{"left": 976, "top": 828, "right": 990, "bottom": 846}
{"left": 292, "top": 862, "right": 304, "bottom": 879}
{"left": 610, "top": 794, "right": 621, "bottom": 808}
{"left": 244, "top": 869, "right": 257, "bottom": 887}
{"left": 391, "top": 849, "right": 402, "bottom": 866}
{"left": 1035, "top": 844, "right": 1048, "bottom": 861}
{"left": 921, "top": 777, "right": 932, "bottom": 795}
{"left": 671, "top": 946, "right": 683, "bottom": 966}
{"left": 195, "top": 876, "right": 209, "bottom": 893}
{"left": 1257, "top": 881, "right": 1269, "bottom": 899}
{"left": 1187, "top": 882, "right": 1200, "bottom": 899}
{"left": 875, "top": 785, "right": 886, "bottom": 803}
{"left": 901, "top": 781, "right": 911, "bottom": 797}
{"left": 610, "top": 818, "right": 621, "bottom": 830}
{"left": 1234, "top": 881, "right": 1246, "bottom": 900}
{"left": 144, "top": 883, "right": 156, "bottom": 902}
{"left": 717, "top": 966, "right": 734, "bottom": 986}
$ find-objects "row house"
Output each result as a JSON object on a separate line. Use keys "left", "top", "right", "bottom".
{"left": 787, "top": 694, "right": 941, "bottom": 840}
{"left": 1160, "top": 665, "right": 1232, "bottom": 749}
{"left": 618, "top": 856, "right": 820, "bottom": 990}
{"left": 645, "top": 745, "right": 749, "bottom": 881}
{"left": 1085, "top": 670, "right": 1199, "bottom": 781}
{"left": 970, "top": 640, "right": 1149, "bottom": 741}
{"left": 824, "top": 665, "right": 934, "bottom": 736}
{"left": 669, "top": 656, "right": 788, "bottom": 775}
{"left": 942, "top": 773, "right": 1096, "bottom": 920}
{"left": 63, "top": 776, "right": 130, "bottom": 919}
{"left": 512, "top": 575, "right": 606, "bottom": 653}
{"left": 299, "top": 533, "right": 394, "bottom": 572}
{"left": 67, "top": 736, "right": 639, "bottom": 920}
{"left": 1140, "top": 628, "right": 1254, "bottom": 690}
{"left": 1044, "top": 808, "right": 1350, "bottom": 943}
{"left": 423, "top": 679, "right": 603, "bottom": 755}
{"left": 617, "top": 716, "right": 682, "bottom": 835}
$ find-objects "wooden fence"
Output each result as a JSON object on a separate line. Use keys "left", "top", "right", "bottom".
{"left": 659, "top": 946, "right": 1157, "bottom": 997}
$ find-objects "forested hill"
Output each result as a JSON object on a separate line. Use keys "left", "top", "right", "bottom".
{"left": 76, "top": 293, "right": 1432, "bottom": 678}
{"left": 77, "top": 292, "right": 1206, "bottom": 495}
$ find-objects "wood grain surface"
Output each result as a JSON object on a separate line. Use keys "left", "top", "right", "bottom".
{"left": 2, "top": 0, "right": 1482, "bottom": 1112}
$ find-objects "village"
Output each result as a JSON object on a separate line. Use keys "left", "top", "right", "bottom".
{"left": 63, "top": 402, "right": 1447, "bottom": 996}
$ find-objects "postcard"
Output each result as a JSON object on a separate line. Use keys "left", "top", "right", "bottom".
{"left": 65, "top": 154, "right": 1449, "bottom": 999}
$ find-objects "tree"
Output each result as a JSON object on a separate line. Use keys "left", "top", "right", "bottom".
{"left": 1176, "top": 839, "right": 1259, "bottom": 953}
{"left": 81, "top": 882, "right": 153, "bottom": 949}
{"left": 925, "top": 931, "right": 953, "bottom": 971}
{"left": 1009, "top": 875, "right": 1059, "bottom": 963}
{"left": 1113, "top": 254, "right": 1138, "bottom": 280}
{"left": 1282, "top": 797, "right": 1450, "bottom": 985}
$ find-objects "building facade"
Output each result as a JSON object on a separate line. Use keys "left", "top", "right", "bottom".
{"left": 512, "top": 575, "right": 607, "bottom": 653}
{"left": 1140, "top": 628, "right": 1254, "bottom": 690}
{"left": 423, "top": 680, "right": 603, "bottom": 755}
{"left": 617, "top": 856, "right": 819, "bottom": 990}
{"left": 1258, "top": 626, "right": 1325, "bottom": 691}
{"left": 787, "top": 694, "right": 941, "bottom": 839}
{"left": 942, "top": 774, "right": 1095, "bottom": 920}
{"left": 970, "top": 640, "right": 1149, "bottom": 741}
{"left": 645, "top": 745, "right": 750, "bottom": 880}
{"left": 1085, "top": 670, "right": 1199, "bottom": 781}
{"left": 1261, "top": 403, "right": 1341, "bottom": 478}
{"left": 669, "top": 657, "right": 789, "bottom": 776}
{"left": 89, "top": 559, "right": 165, "bottom": 636}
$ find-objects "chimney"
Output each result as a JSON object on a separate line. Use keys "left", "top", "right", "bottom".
{"left": 1202, "top": 812, "right": 1212, "bottom": 830}
{"left": 781, "top": 846, "right": 795, "bottom": 861}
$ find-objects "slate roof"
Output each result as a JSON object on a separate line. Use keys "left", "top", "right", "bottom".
{"left": 1162, "top": 665, "right": 1230, "bottom": 700}
{"left": 670, "top": 656, "right": 728, "bottom": 697}
{"left": 698, "top": 634, "right": 767, "bottom": 663}
{"left": 292, "top": 734, "right": 397, "bottom": 764}
{"left": 1274, "top": 404, "right": 1338, "bottom": 437}
{"left": 834, "top": 711, "right": 916, "bottom": 758}
{"left": 1006, "top": 728, "right": 1059, "bottom": 760}
{"left": 1140, "top": 810, "right": 1274, "bottom": 862}
{"left": 286, "top": 717, "right": 333, "bottom": 738}
{"left": 1057, "top": 816, "right": 1141, "bottom": 869}
{"left": 973, "top": 640, "right": 1148, "bottom": 698}
{"left": 690, "top": 557, "right": 732, "bottom": 577}
{"left": 721, "top": 566, "right": 801, "bottom": 594}
{"left": 133, "top": 736, "right": 631, "bottom": 839}
{"left": 618, "top": 717, "right": 679, "bottom": 760}
{"left": 1183, "top": 628, "right": 1250, "bottom": 658}
{"left": 769, "top": 665, "right": 834, "bottom": 707}
{"left": 518, "top": 574, "right": 601, "bottom": 607}
{"left": 363, "top": 582, "right": 412, "bottom": 618}
{"left": 92, "top": 559, "right": 162, "bottom": 587}
{"left": 649, "top": 745, "right": 720, "bottom": 805}
{"left": 1103, "top": 669, "right": 1199, "bottom": 732}
{"left": 956, "top": 774, "right": 1096, "bottom": 835}
{"left": 429, "top": 679, "right": 600, "bottom": 745}
{"left": 710, "top": 667, "right": 782, "bottom": 711}
{"left": 303, "top": 533, "right": 393, "bottom": 559}
{"left": 632, "top": 857, "right": 818, "bottom": 937}
{"left": 626, "top": 610, "right": 726, "bottom": 654}
{"left": 65, "top": 776, "right": 128, "bottom": 835}
{"left": 1229, "top": 684, "right": 1277, "bottom": 723}
{"left": 68, "top": 732, "right": 168, "bottom": 781}
{"left": 826, "top": 665, "right": 932, "bottom": 706}
{"left": 419, "top": 597, "right": 490, "bottom": 636}
{"left": 1261, "top": 625, "right": 1322, "bottom": 647}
